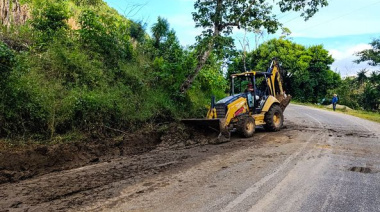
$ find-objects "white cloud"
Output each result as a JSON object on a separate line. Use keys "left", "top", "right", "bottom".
{"left": 328, "top": 44, "right": 377, "bottom": 76}
{"left": 329, "top": 44, "right": 371, "bottom": 60}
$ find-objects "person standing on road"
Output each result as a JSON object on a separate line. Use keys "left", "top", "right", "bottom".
{"left": 332, "top": 94, "right": 338, "bottom": 111}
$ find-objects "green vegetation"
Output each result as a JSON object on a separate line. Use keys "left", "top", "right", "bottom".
{"left": 330, "top": 71, "right": 380, "bottom": 111}
{"left": 228, "top": 38, "right": 340, "bottom": 103}
{"left": 0, "top": 0, "right": 378, "bottom": 143}
{"left": 0, "top": 0, "right": 226, "bottom": 140}
{"left": 326, "top": 38, "right": 380, "bottom": 112}
{"left": 228, "top": 38, "right": 380, "bottom": 112}
{"left": 180, "top": 0, "right": 328, "bottom": 92}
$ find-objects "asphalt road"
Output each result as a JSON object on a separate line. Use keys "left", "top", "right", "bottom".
{"left": 89, "top": 104, "right": 380, "bottom": 212}
{"left": 1, "top": 104, "right": 379, "bottom": 212}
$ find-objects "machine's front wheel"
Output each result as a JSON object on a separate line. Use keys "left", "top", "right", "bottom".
{"left": 238, "top": 116, "right": 255, "bottom": 138}
{"left": 264, "top": 104, "right": 283, "bottom": 131}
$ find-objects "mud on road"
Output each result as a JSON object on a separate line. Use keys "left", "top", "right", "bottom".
{"left": 0, "top": 113, "right": 378, "bottom": 212}
{"left": 0, "top": 123, "right": 288, "bottom": 211}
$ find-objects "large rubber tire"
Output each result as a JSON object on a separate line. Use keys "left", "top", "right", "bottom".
{"left": 238, "top": 116, "right": 255, "bottom": 138}
{"left": 264, "top": 104, "right": 283, "bottom": 132}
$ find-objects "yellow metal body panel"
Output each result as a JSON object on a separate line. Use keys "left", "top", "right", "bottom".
{"left": 206, "top": 107, "right": 216, "bottom": 119}
{"left": 266, "top": 60, "right": 284, "bottom": 97}
{"left": 253, "top": 113, "right": 265, "bottom": 126}
{"left": 261, "top": 96, "right": 279, "bottom": 112}
{"left": 223, "top": 97, "right": 248, "bottom": 128}
{"left": 231, "top": 71, "right": 256, "bottom": 77}
{"left": 200, "top": 59, "right": 290, "bottom": 135}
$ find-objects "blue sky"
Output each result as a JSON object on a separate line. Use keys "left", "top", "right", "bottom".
{"left": 105, "top": 0, "right": 380, "bottom": 76}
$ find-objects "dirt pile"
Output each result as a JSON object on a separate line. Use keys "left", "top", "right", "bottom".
{"left": 0, "top": 123, "right": 216, "bottom": 184}
{"left": 0, "top": 131, "right": 161, "bottom": 184}
{"left": 325, "top": 104, "right": 352, "bottom": 110}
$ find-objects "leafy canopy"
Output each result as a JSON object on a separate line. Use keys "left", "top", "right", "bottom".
{"left": 355, "top": 38, "right": 380, "bottom": 66}
{"left": 180, "top": 0, "right": 328, "bottom": 93}
{"left": 229, "top": 38, "right": 338, "bottom": 103}
{"left": 192, "top": 0, "right": 328, "bottom": 54}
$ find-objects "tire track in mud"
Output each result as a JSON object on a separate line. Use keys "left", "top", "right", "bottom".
{"left": 83, "top": 128, "right": 323, "bottom": 212}
{"left": 99, "top": 106, "right": 380, "bottom": 212}
{"left": 1, "top": 104, "right": 379, "bottom": 212}
{"left": 221, "top": 134, "right": 316, "bottom": 212}
{"left": 0, "top": 125, "right": 302, "bottom": 212}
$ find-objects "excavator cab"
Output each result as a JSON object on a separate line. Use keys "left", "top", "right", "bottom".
{"left": 230, "top": 72, "right": 272, "bottom": 113}
{"left": 182, "top": 59, "right": 292, "bottom": 142}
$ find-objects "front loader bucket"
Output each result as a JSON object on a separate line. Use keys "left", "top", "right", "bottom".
{"left": 181, "top": 119, "right": 230, "bottom": 143}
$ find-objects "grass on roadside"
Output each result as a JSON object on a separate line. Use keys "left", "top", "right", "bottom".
{"left": 291, "top": 101, "right": 380, "bottom": 124}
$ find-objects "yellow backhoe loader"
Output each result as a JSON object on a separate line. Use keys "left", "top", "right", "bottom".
{"left": 182, "top": 58, "right": 292, "bottom": 142}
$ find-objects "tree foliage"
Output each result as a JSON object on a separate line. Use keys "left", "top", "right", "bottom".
{"left": 345, "top": 38, "right": 380, "bottom": 111}
{"left": 228, "top": 39, "right": 338, "bottom": 103}
{"left": 73, "top": 0, "right": 103, "bottom": 6}
{"left": 180, "top": 0, "right": 329, "bottom": 93}
{"left": 151, "top": 17, "right": 169, "bottom": 48}
{"left": 0, "top": 41, "right": 14, "bottom": 81}
{"left": 355, "top": 38, "right": 380, "bottom": 66}
{"left": 129, "top": 20, "right": 146, "bottom": 43}
{"left": 30, "top": 0, "right": 69, "bottom": 46}
{"left": 78, "top": 9, "right": 133, "bottom": 67}
{"left": 0, "top": 0, "right": 228, "bottom": 139}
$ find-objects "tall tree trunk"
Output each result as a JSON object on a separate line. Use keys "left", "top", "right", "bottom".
{"left": 179, "top": 42, "right": 213, "bottom": 93}
{"left": 179, "top": 0, "right": 223, "bottom": 94}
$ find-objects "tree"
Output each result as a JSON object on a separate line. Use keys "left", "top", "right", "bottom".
{"left": 306, "top": 45, "right": 335, "bottom": 102}
{"left": 129, "top": 20, "right": 146, "bottom": 43}
{"left": 79, "top": 9, "right": 133, "bottom": 67}
{"left": 355, "top": 38, "right": 380, "bottom": 66}
{"left": 179, "top": 0, "right": 329, "bottom": 93}
{"left": 151, "top": 17, "right": 170, "bottom": 48}
{"left": 229, "top": 39, "right": 338, "bottom": 102}
{"left": 31, "top": 0, "right": 69, "bottom": 46}
{"left": 73, "top": 0, "right": 103, "bottom": 6}
{"left": 356, "top": 69, "right": 368, "bottom": 86}
{"left": 354, "top": 38, "right": 380, "bottom": 111}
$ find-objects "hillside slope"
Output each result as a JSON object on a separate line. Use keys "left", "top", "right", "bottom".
{"left": 0, "top": 0, "right": 227, "bottom": 141}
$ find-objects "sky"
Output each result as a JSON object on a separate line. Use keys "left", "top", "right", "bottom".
{"left": 104, "top": 0, "right": 380, "bottom": 77}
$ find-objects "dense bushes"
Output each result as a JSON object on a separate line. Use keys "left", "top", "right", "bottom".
{"left": 8, "top": 0, "right": 377, "bottom": 141}
{"left": 0, "top": 0, "right": 227, "bottom": 139}
{"left": 329, "top": 70, "right": 380, "bottom": 111}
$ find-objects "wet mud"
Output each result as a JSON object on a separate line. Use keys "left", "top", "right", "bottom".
{"left": 0, "top": 120, "right": 377, "bottom": 212}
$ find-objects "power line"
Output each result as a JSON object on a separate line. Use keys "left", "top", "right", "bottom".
{"left": 277, "top": 11, "right": 293, "bottom": 20}
{"left": 297, "top": 0, "right": 380, "bottom": 32}
{"left": 282, "top": 16, "right": 299, "bottom": 24}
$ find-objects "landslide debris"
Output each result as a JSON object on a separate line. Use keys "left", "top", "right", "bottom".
{"left": 0, "top": 123, "right": 216, "bottom": 184}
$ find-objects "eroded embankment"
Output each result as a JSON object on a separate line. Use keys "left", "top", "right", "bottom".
{"left": 0, "top": 123, "right": 211, "bottom": 184}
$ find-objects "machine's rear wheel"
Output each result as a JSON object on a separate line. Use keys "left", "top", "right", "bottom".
{"left": 264, "top": 104, "right": 283, "bottom": 131}
{"left": 238, "top": 116, "right": 255, "bottom": 138}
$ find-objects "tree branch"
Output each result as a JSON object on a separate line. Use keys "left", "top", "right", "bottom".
{"left": 219, "top": 0, "right": 256, "bottom": 30}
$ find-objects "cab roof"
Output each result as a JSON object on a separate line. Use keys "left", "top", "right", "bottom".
{"left": 231, "top": 71, "right": 271, "bottom": 77}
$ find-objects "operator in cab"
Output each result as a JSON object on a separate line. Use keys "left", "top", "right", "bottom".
{"left": 245, "top": 83, "right": 259, "bottom": 108}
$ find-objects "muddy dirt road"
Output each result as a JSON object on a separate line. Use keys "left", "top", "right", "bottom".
{"left": 1, "top": 104, "right": 380, "bottom": 212}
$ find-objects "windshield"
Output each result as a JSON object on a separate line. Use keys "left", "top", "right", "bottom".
{"left": 231, "top": 76, "right": 253, "bottom": 95}
{"left": 255, "top": 75, "right": 269, "bottom": 96}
